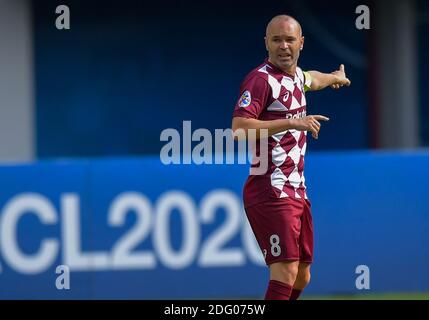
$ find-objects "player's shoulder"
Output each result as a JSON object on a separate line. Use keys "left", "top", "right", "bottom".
{"left": 295, "top": 66, "right": 312, "bottom": 89}
{"left": 295, "top": 66, "right": 306, "bottom": 81}
{"left": 241, "top": 61, "right": 272, "bottom": 85}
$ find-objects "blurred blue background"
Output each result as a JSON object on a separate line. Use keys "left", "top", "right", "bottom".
{"left": 34, "top": 0, "right": 371, "bottom": 156}
{"left": 0, "top": 0, "right": 428, "bottom": 299}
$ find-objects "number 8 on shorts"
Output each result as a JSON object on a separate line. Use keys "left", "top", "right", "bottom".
{"left": 270, "top": 234, "right": 281, "bottom": 257}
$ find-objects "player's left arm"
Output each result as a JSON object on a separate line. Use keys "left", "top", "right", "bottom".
{"left": 305, "top": 64, "right": 351, "bottom": 91}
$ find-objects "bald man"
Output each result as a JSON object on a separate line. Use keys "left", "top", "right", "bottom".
{"left": 232, "top": 15, "right": 350, "bottom": 300}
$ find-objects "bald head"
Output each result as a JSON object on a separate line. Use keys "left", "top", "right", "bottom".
{"left": 264, "top": 15, "right": 304, "bottom": 74}
{"left": 266, "top": 15, "right": 302, "bottom": 38}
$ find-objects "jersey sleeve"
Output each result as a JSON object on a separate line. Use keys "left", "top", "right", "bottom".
{"left": 303, "top": 71, "right": 312, "bottom": 92}
{"left": 232, "top": 76, "right": 270, "bottom": 119}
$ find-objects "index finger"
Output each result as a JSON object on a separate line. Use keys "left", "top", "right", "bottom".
{"left": 313, "top": 115, "right": 330, "bottom": 121}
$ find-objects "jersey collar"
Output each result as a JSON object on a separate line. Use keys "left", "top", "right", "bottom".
{"left": 265, "top": 58, "right": 296, "bottom": 79}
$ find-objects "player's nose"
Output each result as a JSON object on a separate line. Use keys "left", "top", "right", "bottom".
{"left": 279, "top": 41, "right": 288, "bottom": 49}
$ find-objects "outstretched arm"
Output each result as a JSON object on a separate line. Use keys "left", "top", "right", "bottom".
{"left": 232, "top": 115, "right": 329, "bottom": 140}
{"left": 307, "top": 64, "right": 351, "bottom": 91}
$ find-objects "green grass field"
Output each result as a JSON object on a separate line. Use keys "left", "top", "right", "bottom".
{"left": 302, "top": 293, "right": 429, "bottom": 300}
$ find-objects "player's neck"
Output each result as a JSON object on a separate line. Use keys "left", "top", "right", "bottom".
{"left": 267, "top": 58, "right": 296, "bottom": 76}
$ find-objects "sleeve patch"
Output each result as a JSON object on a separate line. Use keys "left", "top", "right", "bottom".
{"left": 238, "top": 90, "right": 252, "bottom": 108}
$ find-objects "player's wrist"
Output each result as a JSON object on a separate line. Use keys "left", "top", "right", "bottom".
{"left": 287, "top": 118, "right": 300, "bottom": 130}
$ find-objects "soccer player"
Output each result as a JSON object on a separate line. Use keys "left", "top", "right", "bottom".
{"left": 232, "top": 15, "right": 351, "bottom": 300}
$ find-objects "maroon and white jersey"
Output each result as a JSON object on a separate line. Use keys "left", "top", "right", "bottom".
{"left": 233, "top": 59, "right": 312, "bottom": 208}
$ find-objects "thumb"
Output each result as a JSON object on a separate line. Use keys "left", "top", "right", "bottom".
{"left": 340, "top": 64, "right": 345, "bottom": 73}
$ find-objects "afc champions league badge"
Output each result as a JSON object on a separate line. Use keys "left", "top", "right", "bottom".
{"left": 239, "top": 90, "right": 251, "bottom": 108}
